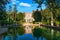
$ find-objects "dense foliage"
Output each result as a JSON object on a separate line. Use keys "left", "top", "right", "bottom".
{"left": 32, "top": 9, "right": 42, "bottom": 22}
{"left": 0, "top": 0, "right": 10, "bottom": 25}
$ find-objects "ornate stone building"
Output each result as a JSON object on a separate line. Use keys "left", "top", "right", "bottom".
{"left": 23, "top": 13, "right": 39, "bottom": 33}
{"left": 24, "top": 13, "right": 34, "bottom": 23}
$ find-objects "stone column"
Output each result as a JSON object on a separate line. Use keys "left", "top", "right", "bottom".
{"left": 50, "top": 11, "right": 54, "bottom": 40}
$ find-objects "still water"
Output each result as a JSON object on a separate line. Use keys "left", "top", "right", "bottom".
{"left": 4, "top": 34, "right": 46, "bottom": 40}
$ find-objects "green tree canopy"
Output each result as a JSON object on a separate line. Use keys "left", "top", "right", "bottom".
{"left": 16, "top": 12, "right": 25, "bottom": 21}
{"left": 0, "top": 0, "right": 10, "bottom": 25}
{"left": 32, "top": 9, "right": 42, "bottom": 22}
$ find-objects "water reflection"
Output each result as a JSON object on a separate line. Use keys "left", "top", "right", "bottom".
{"left": 4, "top": 34, "right": 46, "bottom": 40}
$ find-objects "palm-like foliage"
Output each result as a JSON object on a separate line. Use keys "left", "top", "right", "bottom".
{"left": 33, "top": 0, "right": 44, "bottom": 8}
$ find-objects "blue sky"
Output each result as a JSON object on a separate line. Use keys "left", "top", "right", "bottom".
{"left": 6, "top": 0, "right": 46, "bottom": 13}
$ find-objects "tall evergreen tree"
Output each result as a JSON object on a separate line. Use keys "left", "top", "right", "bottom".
{"left": 33, "top": 0, "right": 45, "bottom": 22}
{"left": 13, "top": 4, "right": 17, "bottom": 22}
{"left": 32, "top": 9, "right": 42, "bottom": 22}
{"left": 8, "top": 6, "right": 12, "bottom": 22}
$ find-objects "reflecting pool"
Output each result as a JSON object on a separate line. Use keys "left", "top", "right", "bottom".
{"left": 4, "top": 34, "right": 46, "bottom": 40}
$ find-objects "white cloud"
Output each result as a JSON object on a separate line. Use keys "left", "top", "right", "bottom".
{"left": 12, "top": 2, "right": 16, "bottom": 4}
{"left": 19, "top": 2, "right": 31, "bottom": 7}
{"left": 16, "top": 1, "right": 19, "bottom": 3}
{"left": 11, "top": 0, "right": 16, "bottom": 1}
{"left": 12, "top": 1, "right": 19, "bottom": 4}
{"left": 11, "top": 0, "right": 19, "bottom": 4}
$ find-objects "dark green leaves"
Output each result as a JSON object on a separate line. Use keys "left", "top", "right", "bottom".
{"left": 32, "top": 9, "right": 42, "bottom": 22}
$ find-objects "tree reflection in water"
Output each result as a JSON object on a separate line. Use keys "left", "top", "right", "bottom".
{"left": 4, "top": 34, "right": 46, "bottom": 40}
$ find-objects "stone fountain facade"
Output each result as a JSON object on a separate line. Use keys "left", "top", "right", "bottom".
{"left": 23, "top": 13, "right": 39, "bottom": 33}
